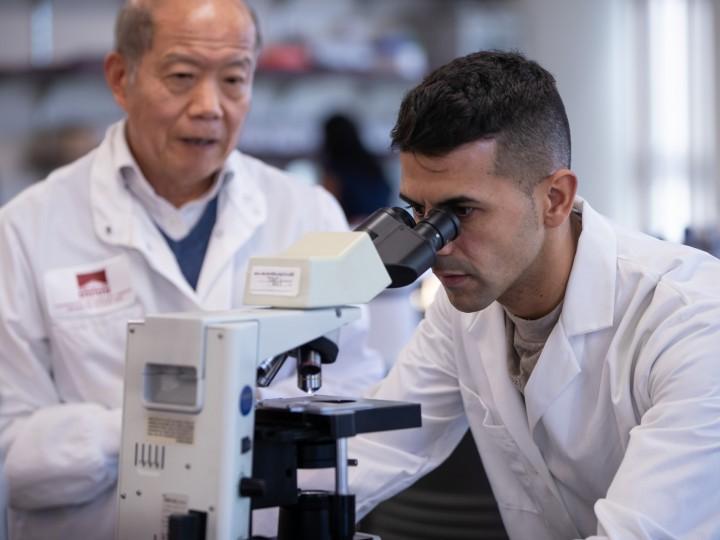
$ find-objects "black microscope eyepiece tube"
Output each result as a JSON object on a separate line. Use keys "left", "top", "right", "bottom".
{"left": 413, "top": 207, "right": 460, "bottom": 252}
{"left": 385, "top": 207, "right": 417, "bottom": 228}
{"left": 354, "top": 205, "right": 461, "bottom": 288}
{"left": 354, "top": 207, "right": 415, "bottom": 238}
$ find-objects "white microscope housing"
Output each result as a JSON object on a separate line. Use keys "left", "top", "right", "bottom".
{"left": 116, "top": 207, "right": 459, "bottom": 540}
{"left": 116, "top": 232, "right": 391, "bottom": 540}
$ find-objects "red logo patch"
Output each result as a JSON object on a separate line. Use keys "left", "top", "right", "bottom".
{"left": 76, "top": 270, "right": 111, "bottom": 297}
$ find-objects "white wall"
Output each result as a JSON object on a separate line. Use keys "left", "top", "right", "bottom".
{"left": 514, "top": 0, "right": 639, "bottom": 228}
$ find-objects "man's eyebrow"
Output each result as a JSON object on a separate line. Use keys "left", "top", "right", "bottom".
{"left": 438, "top": 195, "right": 479, "bottom": 207}
{"left": 399, "top": 193, "right": 479, "bottom": 207}
{"left": 159, "top": 54, "right": 254, "bottom": 69}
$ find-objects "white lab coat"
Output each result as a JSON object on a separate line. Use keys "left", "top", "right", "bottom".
{"left": 348, "top": 199, "right": 720, "bottom": 540}
{"left": 0, "top": 122, "right": 385, "bottom": 540}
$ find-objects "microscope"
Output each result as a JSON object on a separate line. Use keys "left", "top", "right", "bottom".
{"left": 115, "top": 207, "right": 458, "bottom": 540}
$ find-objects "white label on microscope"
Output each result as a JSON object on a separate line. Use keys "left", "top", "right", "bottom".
{"left": 249, "top": 266, "right": 301, "bottom": 296}
{"left": 147, "top": 416, "right": 194, "bottom": 445}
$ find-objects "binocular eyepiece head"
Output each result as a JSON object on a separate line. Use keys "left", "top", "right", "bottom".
{"left": 354, "top": 206, "right": 460, "bottom": 288}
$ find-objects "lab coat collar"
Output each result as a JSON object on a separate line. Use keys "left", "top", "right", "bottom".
{"left": 89, "top": 121, "right": 268, "bottom": 306}
{"left": 218, "top": 150, "right": 268, "bottom": 230}
{"left": 104, "top": 121, "right": 236, "bottom": 234}
{"left": 560, "top": 197, "right": 617, "bottom": 336}
{"left": 121, "top": 159, "right": 230, "bottom": 242}
{"left": 524, "top": 322, "right": 580, "bottom": 431}
{"left": 90, "top": 122, "right": 148, "bottom": 255}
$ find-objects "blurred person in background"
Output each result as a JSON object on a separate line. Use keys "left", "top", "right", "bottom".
{"left": 320, "top": 112, "right": 392, "bottom": 225}
{"left": 321, "top": 112, "right": 420, "bottom": 376}
{"left": 0, "top": 1, "right": 384, "bottom": 539}
{"left": 23, "top": 123, "right": 101, "bottom": 180}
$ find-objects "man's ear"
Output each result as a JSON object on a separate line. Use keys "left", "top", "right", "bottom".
{"left": 104, "top": 52, "right": 131, "bottom": 112}
{"left": 539, "top": 169, "right": 578, "bottom": 228}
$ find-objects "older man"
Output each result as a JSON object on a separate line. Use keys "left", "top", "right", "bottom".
{"left": 0, "top": 1, "right": 384, "bottom": 538}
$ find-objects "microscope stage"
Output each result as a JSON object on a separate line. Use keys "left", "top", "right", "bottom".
{"left": 256, "top": 395, "right": 421, "bottom": 438}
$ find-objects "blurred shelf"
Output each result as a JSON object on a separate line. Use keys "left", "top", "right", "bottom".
{"left": 0, "top": 58, "right": 105, "bottom": 81}
{"left": 257, "top": 65, "right": 419, "bottom": 83}
{"left": 0, "top": 56, "right": 421, "bottom": 83}
{"left": 242, "top": 148, "right": 394, "bottom": 166}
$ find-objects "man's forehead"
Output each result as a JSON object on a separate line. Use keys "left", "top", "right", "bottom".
{"left": 148, "top": 1, "right": 256, "bottom": 51}
{"left": 403, "top": 141, "right": 497, "bottom": 169}
{"left": 398, "top": 144, "right": 509, "bottom": 205}
{"left": 156, "top": 0, "right": 251, "bottom": 20}
{"left": 132, "top": 0, "right": 253, "bottom": 30}
{"left": 128, "top": 0, "right": 248, "bottom": 10}
{"left": 399, "top": 155, "right": 494, "bottom": 192}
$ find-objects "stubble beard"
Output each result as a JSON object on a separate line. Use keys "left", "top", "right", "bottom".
{"left": 436, "top": 266, "right": 497, "bottom": 313}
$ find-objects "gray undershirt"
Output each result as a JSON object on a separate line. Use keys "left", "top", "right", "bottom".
{"left": 504, "top": 301, "right": 563, "bottom": 393}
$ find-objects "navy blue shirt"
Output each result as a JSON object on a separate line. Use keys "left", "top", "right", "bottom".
{"left": 159, "top": 196, "right": 218, "bottom": 290}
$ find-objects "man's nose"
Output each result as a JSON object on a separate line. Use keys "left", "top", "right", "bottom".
{"left": 189, "top": 79, "right": 222, "bottom": 119}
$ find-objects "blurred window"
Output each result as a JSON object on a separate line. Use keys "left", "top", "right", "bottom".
{"left": 642, "top": 0, "right": 716, "bottom": 241}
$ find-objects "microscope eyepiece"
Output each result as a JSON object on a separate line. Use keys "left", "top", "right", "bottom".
{"left": 354, "top": 206, "right": 460, "bottom": 288}
{"left": 384, "top": 207, "right": 417, "bottom": 228}
{"left": 413, "top": 207, "right": 460, "bottom": 253}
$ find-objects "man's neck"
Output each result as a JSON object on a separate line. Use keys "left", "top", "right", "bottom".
{"left": 501, "top": 213, "right": 581, "bottom": 320}
{"left": 147, "top": 175, "right": 216, "bottom": 208}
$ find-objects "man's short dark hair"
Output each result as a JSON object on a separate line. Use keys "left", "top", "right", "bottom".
{"left": 391, "top": 51, "right": 571, "bottom": 191}
{"left": 114, "top": 0, "right": 262, "bottom": 69}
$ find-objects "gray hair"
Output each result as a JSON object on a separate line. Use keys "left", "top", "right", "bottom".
{"left": 114, "top": 1, "right": 262, "bottom": 69}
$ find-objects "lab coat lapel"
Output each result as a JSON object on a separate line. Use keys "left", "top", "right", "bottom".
{"left": 471, "top": 305, "right": 566, "bottom": 502}
{"left": 195, "top": 152, "right": 267, "bottom": 309}
{"left": 524, "top": 323, "right": 580, "bottom": 433}
{"left": 523, "top": 198, "right": 617, "bottom": 432}
{"left": 560, "top": 198, "right": 617, "bottom": 337}
{"left": 89, "top": 124, "right": 202, "bottom": 306}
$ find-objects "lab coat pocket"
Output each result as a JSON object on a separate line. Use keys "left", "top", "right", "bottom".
{"left": 460, "top": 383, "right": 540, "bottom": 514}
{"left": 48, "top": 301, "right": 144, "bottom": 405}
{"left": 44, "top": 255, "right": 136, "bottom": 319}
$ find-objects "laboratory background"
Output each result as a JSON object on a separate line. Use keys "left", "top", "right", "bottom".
{"left": 0, "top": 0, "right": 718, "bottom": 539}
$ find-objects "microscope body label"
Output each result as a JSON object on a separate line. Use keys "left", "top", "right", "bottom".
{"left": 248, "top": 266, "right": 301, "bottom": 296}
{"left": 147, "top": 416, "right": 195, "bottom": 445}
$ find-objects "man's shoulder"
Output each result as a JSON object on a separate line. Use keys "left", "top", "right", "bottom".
{"left": 614, "top": 226, "right": 720, "bottom": 301}
{"left": 228, "top": 151, "right": 345, "bottom": 228}
{"left": 0, "top": 149, "right": 97, "bottom": 230}
{"left": 229, "top": 151, "right": 329, "bottom": 200}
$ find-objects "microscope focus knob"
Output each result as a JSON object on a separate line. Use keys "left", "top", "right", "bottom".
{"left": 239, "top": 477, "right": 266, "bottom": 498}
